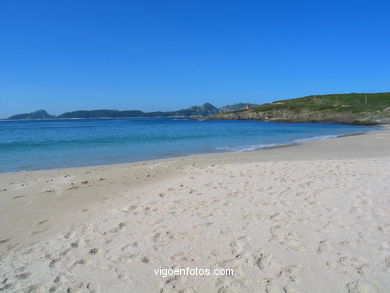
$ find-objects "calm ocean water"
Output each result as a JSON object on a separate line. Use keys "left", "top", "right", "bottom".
{"left": 0, "top": 118, "right": 379, "bottom": 173}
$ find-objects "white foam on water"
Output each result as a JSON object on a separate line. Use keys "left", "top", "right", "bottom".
{"left": 217, "top": 134, "right": 343, "bottom": 152}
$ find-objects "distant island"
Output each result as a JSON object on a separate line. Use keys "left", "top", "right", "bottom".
{"left": 6, "top": 103, "right": 258, "bottom": 120}
{"left": 209, "top": 92, "right": 390, "bottom": 125}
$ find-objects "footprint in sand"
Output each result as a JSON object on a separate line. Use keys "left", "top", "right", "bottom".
{"left": 249, "top": 252, "right": 272, "bottom": 270}
{"left": 118, "top": 222, "right": 128, "bottom": 230}
{"left": 0, "top": 238, "right": 10, "bottom": 244}
{"left": 229, "top": 236, "right": 248, "bottom": 258}
{"left": 161, "top": 275, "right": 185, "bottom": 292}
{"left": 178, "top": 288, "right": 199, "bottom": 293}
{"left": 37, "top": 219, "right": 49, "bottom": 225}
{"left": 317, "top": 240, "right": 328, "bottom": 254}
{"left": 89, "top": 248, "right": 99, "bottom": 254}
{"left": 277, "top": 265, "right": 299, "bottom": 282}
{"left": 140, "top": 255, "right": 151, "bottom": 264}
{"left": 15, "top": 272, "right": 31, "bottom": 280}
{"left": 120, "top": 242, "right": 138, "bottom": 251}
{"left": 345, "top": 280, "right": 380, "bottom": 293}
{"left": 49, "top": 258, "right": 61, "bottom": 268}
{"left": 217, "top": 286, "right": 236, "bottom": 293}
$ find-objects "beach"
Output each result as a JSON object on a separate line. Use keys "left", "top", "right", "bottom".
{"left": 1, "top": 126, "right": 389, "bottom": 293}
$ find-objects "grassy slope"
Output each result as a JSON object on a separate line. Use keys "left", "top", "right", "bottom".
{"left": 252, "top": 92, "right": 390, "bottom": 114}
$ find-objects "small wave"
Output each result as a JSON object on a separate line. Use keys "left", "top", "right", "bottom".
{"left": 217, "top": 134, "right": 345, "bottom": 152}
{"left": 217, "top": 142, "right": 287, "bottom": 152}
{"left": 294, "top": 134, "right": 340, "bottom": 142}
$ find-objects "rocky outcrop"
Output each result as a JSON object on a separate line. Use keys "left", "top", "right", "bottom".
{"left": 210, "top": 108, "right": 390, "bottom": 125}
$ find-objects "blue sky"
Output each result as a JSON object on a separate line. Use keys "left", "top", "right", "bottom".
{"left": 0, "top": 0, "right": 389, "bottom": 118}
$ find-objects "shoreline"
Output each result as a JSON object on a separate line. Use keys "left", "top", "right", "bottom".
{"left": 0, "top": 126, "right": 381, "bottom": 175}
{"left": 1, "top": 126, "right": 389, "bottom": 292}
{"left": 3, "top": 116, "right": 390, "bottom": 126}
{"left": 1, "top": 126, "right": 389, "bottom": 246}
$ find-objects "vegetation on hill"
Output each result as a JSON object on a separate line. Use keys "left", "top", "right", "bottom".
{"left": 254, "top": 93, "right": 390, "bottom": 113}
{"left": 211, "top": 93, "right": 390, "bottom": 125}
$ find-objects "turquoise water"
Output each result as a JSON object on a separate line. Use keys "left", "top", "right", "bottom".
{"left": 0, "top": 118, "right": 378, "bottom": 172}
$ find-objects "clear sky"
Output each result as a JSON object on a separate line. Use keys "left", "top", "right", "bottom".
{"left": 0, "top": 0, "right": 389, "bottom": 118}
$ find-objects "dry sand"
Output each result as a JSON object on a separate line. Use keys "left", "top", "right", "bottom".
{"left": 0, "top": 126, "right": 389, "bottom": 293}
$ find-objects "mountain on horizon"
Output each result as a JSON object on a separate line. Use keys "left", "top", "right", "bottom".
{"left": 8, "top": 110, "right": 54, "bottom": 120}
{"left": 6, "top": 102, "right": 255, "bottom": 120}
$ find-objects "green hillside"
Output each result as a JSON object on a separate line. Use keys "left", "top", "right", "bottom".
{"left": 211, "top": 92, "right": 390, "bottom": 125}
{"left": 253, "top": 93, "right": 390, "bottom": 113}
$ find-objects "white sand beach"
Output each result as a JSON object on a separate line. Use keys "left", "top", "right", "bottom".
{"left": 1, "top": 127, "right": 389, "bottom": 293}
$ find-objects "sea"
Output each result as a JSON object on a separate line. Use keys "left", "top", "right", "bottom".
{"left": 0, "top": 118, "right": 379, "bottom": 173}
